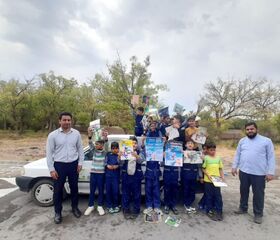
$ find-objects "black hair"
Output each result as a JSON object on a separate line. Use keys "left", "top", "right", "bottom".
{"left": 173, "top": 114, "right": 183, "bottom": 124}
{"left": 187, "top": 115, "right": 196, "bottom": 122}
{"left": 205, "top": 142, "right": 216, "bottom": 149}
{"left": 59, "top": 112, "right": 72, "bottom": 120}
{"left": 137, "top": 107, "right": 144, "bottom": 112}
{"left": 245, "top": 121, "right": 258, "bottom": 129}
{"left": 96, "top": 140, "right": 105, "bottom": 145}
{"left": 111, "top": 142, "right": 119, "bottom": 149}
{"left": 130, "top": 136, "right": 138, "bottom": 143}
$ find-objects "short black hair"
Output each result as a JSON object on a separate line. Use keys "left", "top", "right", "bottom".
{"left": 173, "top": 114, "right": 183, "bottom": 124}
{"left": 130, "top": 136, "right": 138, "bottom": 143}
{"left": 111, "top": 141, "right": 119, "bottom": 149}
{"left": 59, "top": 112, "right": 72, "bottom": 120}
{"left": 205, "top": 142, "right": 216, "bottom": 149}
{"left": 245, "top": 121, "right": 258, "bottom": 129}
{"left": 96, "top": 140, "right": 105, "bottom": 145}
{"left": 137, "top": 107, "right": 144, "bottom": 112}
{"left": 187, "top": 115, "right": 196, "bottom": 122}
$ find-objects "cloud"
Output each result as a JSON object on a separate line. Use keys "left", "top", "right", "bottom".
{"left": 0, "top": 0, "right": 279, "bottom": 111}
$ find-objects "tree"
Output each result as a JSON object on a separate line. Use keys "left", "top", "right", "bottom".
{"left": 33, "top": 71, "right": 77, "bottom": 131}
{"left": 90, "top": 56, "right": 168, "bottom": 132}
{"left": 199, "top": 77, "right": 279, "bottom": 128}
{"left": 0, "top": 78, "right": 33, "bottom": 132}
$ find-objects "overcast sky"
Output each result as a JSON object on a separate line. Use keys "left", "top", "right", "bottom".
{"left": 0, "top": 0, "right": 279, "bottom": 111}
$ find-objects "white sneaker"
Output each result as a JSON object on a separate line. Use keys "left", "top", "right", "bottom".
{"left": 97, "top": 206, "right": 105, "bottom": 216}
{"left": 84, "top": 206, "right": 94, "bottom": 216}
{"left": 154, "top": 208, "right": 163, "bottom": 216}
{"left": 143, "top": 207, "right": 153, "bottom": 215}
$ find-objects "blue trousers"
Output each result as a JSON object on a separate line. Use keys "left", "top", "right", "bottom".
{"left": 53, "top": 160, "right": 79, "bottom": 214}
{"left": 181, "top": 167, "right": 198, "bottom": 207}
{"left": 105, "top": 171, "right": 119, "bottom": 208}
{"left": 88, "top": 173, "right": 105, "bottom": 207}
{"left": 122, "top": 172, "right": 142, "bottom": 214}
{"left": 204, "top": 182, "right": 223, "bottom": 214}
{"left": 145, "top": 168, "right": 161, "bottom": 209}
{"left": 163, "top": 169, "right": 179, "bottom": 208}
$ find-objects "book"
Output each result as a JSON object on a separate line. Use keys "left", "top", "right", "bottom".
{"left": 183, "top": 150, "right": 203, "bottom": 164}
{"left": 119, "top": 140, "right": 135, "bottom": 161}
{"left": 89, "top": 119, "right": 102, "bottom": 141}
{"left": 165, "top": 141, "right": 183, "bottom": 167}
{"left": 145, "top": 137, "right": 164, "bottom": 162}
{"left": 165, "top": 216, "right": 181, "bottom": 227}
{"left": 210, "top": 176, "right": 228, "bottom": 187}
{"left": 144, "top": 211, "right": 162, "bottom": 223}
{"left": 191, "top": 127, "right": 207, "bottom": 144}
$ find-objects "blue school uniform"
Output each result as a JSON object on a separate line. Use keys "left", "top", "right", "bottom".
{"left": 163, "top": 164, "right": 179, "bottom": 209}
{"left": 121, "top": 149, "right": 144, "bottom": 214}
{"left": 134, "top": 114, "right": 144, "bottom": 136}
{"left": 145, "top": 129, "right": 162, "bottom": 209}
{"left": 105, "top": 152, "right": 120, "bottom": 209}
{"left": 181, "top": 163, "right": 200, "bottom": 207}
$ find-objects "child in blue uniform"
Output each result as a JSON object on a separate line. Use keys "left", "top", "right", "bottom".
{"left": 142, "top": 121, "right": 163, "bottom": 215}
{"left": 105, "top": 142, "right": 121, "bottom": 213}
{"left": 134, "top": 107, "right": 144, "bottom": 136}
{"left": 181, "top": 140, "right": 203, "bottom": 213}
{"left": 121, "top": 136, "right": 145, "bottom": 219}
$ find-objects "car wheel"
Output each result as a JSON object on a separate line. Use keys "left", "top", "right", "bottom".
{"left": 31, "top": 179, "right": 55, "bottom": 207}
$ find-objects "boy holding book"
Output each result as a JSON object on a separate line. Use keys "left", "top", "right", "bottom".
{"left": 121, "top": 137, "right": 145, "bottom": 219}
{"left": 202, "top": 142, "right": 224, "bottom": 221}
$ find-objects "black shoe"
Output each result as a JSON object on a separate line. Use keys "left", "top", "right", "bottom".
{"left": 123, "top": 209, "right": 131, "bottom": 220}
{"left": 54, "top": 213, "right": 62, "bottom": 224}
{"left": 207, "top": 211, "right": 218, "bottom": 221}
{"left": 72, "top": 208, "right": 82, "bottom": 218}
{"left": 130, "top": 212, "right": 139, "bottom": 220}
{"left": 234, "top": 208, "right": 248, "bottom": 214}
{"left": 216, "top": 213, "right": 223, "bottom": 221}
{"left": 254, "top": 216, "right": 263, "bottom": 224}
{"left": 164, "top": 206, "right": 170, "bottom": 214}
{"left": 171, "top": 207, "right": 179, "bottom": 215}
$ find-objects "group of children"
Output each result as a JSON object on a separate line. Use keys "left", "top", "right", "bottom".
{"left": 84, "top": 109, "right": 224, "bottom": 222}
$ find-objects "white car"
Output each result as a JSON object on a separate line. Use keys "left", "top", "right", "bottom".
{"left": 16, "top": 134, "right": 136, "bottom": 207}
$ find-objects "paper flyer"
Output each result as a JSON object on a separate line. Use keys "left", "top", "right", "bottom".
{"left": 183, "top": 150, "right": 203, "bottom": 164}
{"left": 165, "top": 141, "right": 183, "bottom": 167}
{"left": 144, "top": 211, "right": 162, "bottom": 223}
{"left": 89, "top": 119, "right": 102, "bottom": 141}
{"left": 165, "top": 125, "right": 179, "bottom": 140}
{"left": 165, "top": 216, "right": 181, "bottom": 227}
{"left": 210, "top": 176, "right": 228, "bottom": 187}
{"left": 119, "top": 139, "right": 135, "bottom": 160}
{"left": 145, "top": 137, "right": 164, "bottom": 162}
{"left": 173, "top": 103, "right": 184, "bottom": 114}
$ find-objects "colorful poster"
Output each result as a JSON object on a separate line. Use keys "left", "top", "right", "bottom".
{"left": 145, "top": 137, "right": 164, "bottom": 162}
{"left": 119, "top": 140, "right": 135, "bottom": 160}
{"left": 165, "top": 141, "right": 183, "bottom": 167}
{"left": 191, "top": 127, "right": 207, "bottom": 144}
{"left": 183, "top": 150, "right": 203, "bottom": 164}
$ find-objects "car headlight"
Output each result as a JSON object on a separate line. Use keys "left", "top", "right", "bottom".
{"left": 20, "top": 167, "right": 25, "bottom": 176}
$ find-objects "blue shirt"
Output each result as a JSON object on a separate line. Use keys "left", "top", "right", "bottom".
{"left": 46, "top": 127, "right": 84, "bottom": 172}
{"left": 106, "top": 152, "right": 119, "bottom": 165}
{"left": 232, "top": 134, "right": 275, "bottom": 176}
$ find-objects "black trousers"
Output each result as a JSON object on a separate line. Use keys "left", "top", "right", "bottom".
{"left": 239, "top": 170, "right": 266, "bottom": 217}
{"left": 204, "top": 182, "right": 223, "bottom": 214}
{"left": 53, "top": 160, "right": 79, "bottom": 214}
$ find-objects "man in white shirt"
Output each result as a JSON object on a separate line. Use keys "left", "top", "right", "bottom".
{"left": 46, "top": 112, "right": 84, "bottom": 224}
